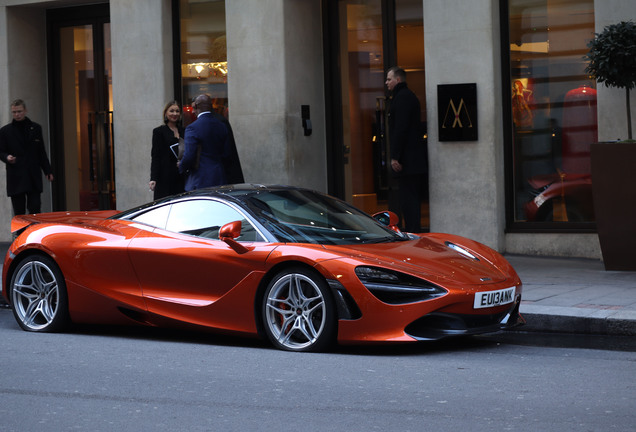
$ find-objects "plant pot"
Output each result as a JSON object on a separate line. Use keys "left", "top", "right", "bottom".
{"left": 591, "top": 141, "right": 636, "bottom": 270}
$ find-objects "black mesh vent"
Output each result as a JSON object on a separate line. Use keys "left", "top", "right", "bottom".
{"left": 405, "top": 311, "right": 509, "bottom": 340}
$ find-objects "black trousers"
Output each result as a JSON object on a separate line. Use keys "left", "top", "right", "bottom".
{"left": 11, "top": 191, "right": 42, "bottom": 215}
{"left": 398, "top": 174, "right": 423, "bottom": 233}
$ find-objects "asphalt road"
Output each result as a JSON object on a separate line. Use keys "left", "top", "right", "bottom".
{"left": 0, "top": 309, "right": 634, "bottom": 432}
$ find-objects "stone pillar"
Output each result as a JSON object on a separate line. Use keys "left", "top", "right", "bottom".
{"left": 594, "top": 0, "right": 636, "bottom": 142}
{"left": 226, "top": 0, "right": 327, "bottom": 191}
{"left": 110, "top": 0, "right": 174, "bottom": 211}
{"left": 423, "top": 0, "right": 505, "bottom": 250}
{"left": 0, "top": 6, "right": 48, "bottom": 240}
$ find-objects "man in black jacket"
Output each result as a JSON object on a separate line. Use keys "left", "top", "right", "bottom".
{"left": 386, "top": 66, "right": 428, "bottom": 233}
{"left": 0, "top": 99, "right": 54, "bottom": 215}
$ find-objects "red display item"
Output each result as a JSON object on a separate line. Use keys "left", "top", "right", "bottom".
{"left": 561, "top": 85, "right": 597, "bottom": 174}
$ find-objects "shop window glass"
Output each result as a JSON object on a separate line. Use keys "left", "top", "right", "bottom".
{"left": 507, "top": 0, "right": 595, "bottom": 226}
{"left": 179, "top": 0, "right": 227, "bottom": 126}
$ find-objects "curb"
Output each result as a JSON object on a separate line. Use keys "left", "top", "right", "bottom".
{"left": 520, "top": 307, "right": 636, "bottom": 336}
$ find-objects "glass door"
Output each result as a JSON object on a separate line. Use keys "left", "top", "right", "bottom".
{"left": 336, "top": 0, "right": 385, "bottom": 214}
{"left": 48, "top": 5, "right": 114, "bottom": 211}
{"left": 327, "top": 0, "right": 428, "bottom": 229}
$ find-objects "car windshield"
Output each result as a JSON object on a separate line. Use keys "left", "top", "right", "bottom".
{"left": 238, "top": 189, "right": 407, "bottom": 245}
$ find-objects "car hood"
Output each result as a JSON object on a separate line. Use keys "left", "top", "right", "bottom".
{"left": 322, "top": 236, "right": 509, "bottom": 286}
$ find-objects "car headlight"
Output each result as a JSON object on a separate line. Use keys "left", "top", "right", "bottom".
{"left": 355, "top": 266, "right": 447, "bottom": 305}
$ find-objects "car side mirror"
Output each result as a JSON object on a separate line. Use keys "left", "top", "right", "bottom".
{"left": 219, "top": 220, "right": 242, "bottom": 240}
{"left": 219, "top": 220, "right": 249, "bottom": 254}
{"left": 372, "top": 211, "right": 401, "bottom": 233}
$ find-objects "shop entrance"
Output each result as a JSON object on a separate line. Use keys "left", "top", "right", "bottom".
{"left": 47, "top": 4, "right": 114, "bottom": 211}
{"left": 325, "top": 0, "right": 428, "bottom": 230}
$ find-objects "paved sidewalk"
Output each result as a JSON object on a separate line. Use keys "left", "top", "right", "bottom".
{"left": 507, "top": 254, "right": 636, "bottom": 336}
{"left": 1, "top": 241, "right": 634, "bottom": 336}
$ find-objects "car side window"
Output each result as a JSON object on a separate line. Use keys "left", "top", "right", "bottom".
{"left": 165, "top": 199, "right": 262, "bottom": 242}
{"left": 130, "top": 204, "right": 171, "bottom": 229}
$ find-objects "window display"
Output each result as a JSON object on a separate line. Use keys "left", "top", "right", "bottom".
{"left": 178, "top": 0, "right": 228, "bottom": 126}
{"left": 507, "top": 0, "right": 595, "bottom": 226}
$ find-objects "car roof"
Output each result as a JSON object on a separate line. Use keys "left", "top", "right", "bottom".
{"left": 187, "top": 183, "right": 301, "bottom": 197}
{"left": 114, "top": 184, "right": 317, "bottom": 220}
{"left": 168, "top": 183, "right": 319, "bottom": 202}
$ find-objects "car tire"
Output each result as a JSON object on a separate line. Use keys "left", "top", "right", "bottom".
{"left": 10, "top": 255, "right": 69, "bottom": 332}
{"left": 262, "top": 267, "right": 336, "bottom": 352}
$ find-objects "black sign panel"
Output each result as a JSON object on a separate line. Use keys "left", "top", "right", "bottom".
{"left": 437, "top": 83, "right": 478, "bottom": 141}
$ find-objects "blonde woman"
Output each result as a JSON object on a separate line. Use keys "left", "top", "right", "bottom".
{"left": 149, "top": 101, "right": 185, "bottom": 200}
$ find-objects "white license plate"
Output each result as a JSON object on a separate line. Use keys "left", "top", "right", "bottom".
{"left": 473, "top": 287, "right": 515, "bottom": 309}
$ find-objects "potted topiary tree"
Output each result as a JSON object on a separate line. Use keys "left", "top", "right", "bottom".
{"left": 585, "top": 20, "right": 636, "bottom": 270}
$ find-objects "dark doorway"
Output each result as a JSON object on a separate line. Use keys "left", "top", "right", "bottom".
{"left": 324, "top": 0, "right": 428, "bottom": 230}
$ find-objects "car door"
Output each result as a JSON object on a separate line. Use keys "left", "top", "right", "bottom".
{"left": 127, "top": 198, "right": 276, "bottom": 333}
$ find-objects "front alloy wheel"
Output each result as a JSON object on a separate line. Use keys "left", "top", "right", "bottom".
{"left": 10, "top": 255, "right": 69, "bottom": 332}
{"left": 262, "top": 267, "right": 336, "bottom": 352}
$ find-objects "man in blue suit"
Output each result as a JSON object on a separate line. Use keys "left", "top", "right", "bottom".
{"left": 179, "top": 94, "right": 229, "bottom": 190}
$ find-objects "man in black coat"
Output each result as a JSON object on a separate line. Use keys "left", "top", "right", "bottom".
{"left": 385, "top": 66, "right": 428, "bottom": 233}
{"left": 0, "top": 99, "right": 54, "bottom": 215}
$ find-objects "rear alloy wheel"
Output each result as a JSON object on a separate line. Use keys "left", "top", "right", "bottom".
{"left": 262, "top": 268, "right": 336, "bottom": 352}
{"left": 10, "top": 255, "right": 69, "bottom": 332}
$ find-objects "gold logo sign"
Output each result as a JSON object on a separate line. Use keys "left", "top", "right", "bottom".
{"left": 442, "top": 98, "right": 473, "bottom": 129}
{"left": 437, "top": 83, "right": 478, "bottom": 141}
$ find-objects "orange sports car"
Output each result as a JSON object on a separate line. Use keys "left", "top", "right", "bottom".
{"left": 2, "top": 184, "right": 523, "bottom": 352}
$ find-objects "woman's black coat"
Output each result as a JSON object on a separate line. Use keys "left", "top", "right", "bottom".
{"left": 150, "top": 124, "right": 185, "bottom": 200}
